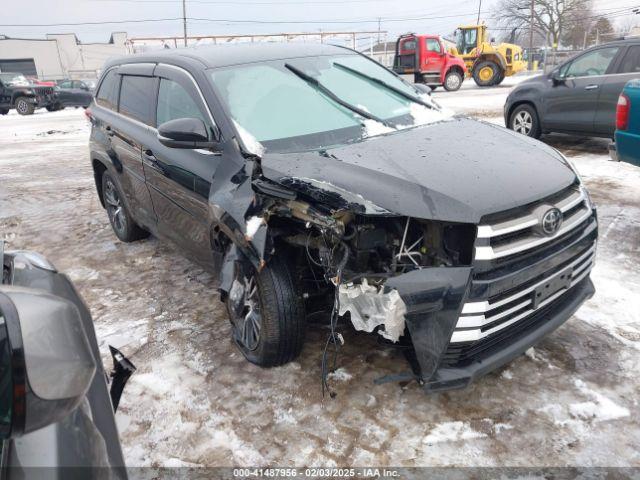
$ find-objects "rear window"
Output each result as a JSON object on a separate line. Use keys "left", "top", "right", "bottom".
{"left": 96, "top": 70, "right": 119, "bottom": 110}
{"left": 118, "top": 75, "right": 156, "bottom": 126}
{"left": 619, "top": 45, "right": 640, "bottom": 74}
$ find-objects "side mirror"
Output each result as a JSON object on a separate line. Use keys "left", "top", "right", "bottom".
{"left": 551, "top": 72, "right": 566, "bottom": 86}
{"left": 0, "top": 287, "right": 96, "bottom": 439}
{"left": 158, "top": 117, "right": 219, "bottom": 150}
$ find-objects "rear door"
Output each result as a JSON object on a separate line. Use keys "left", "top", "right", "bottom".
{"left": 594, "top": 44, "right": 640, "bottom": 136}
{"left": 142, "top": 64, "right": 221, "bottom": 263}
{"left": 543, "top": 46, "right": 620, "bottom": 134}
{"left": 110, "top": 69, "right": 158, "bottom": 228}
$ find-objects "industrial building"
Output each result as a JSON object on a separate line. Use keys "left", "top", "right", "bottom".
{"left": 0, "top": 32, "right": 128, "bottom": 80}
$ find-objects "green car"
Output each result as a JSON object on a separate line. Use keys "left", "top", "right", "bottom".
{"left": 611, "top": 79, "right": 640, "bottom": 167}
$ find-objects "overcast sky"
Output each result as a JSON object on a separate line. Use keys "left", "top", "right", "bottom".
{"left": 0, "top": 0, "right": 637, "bottom": 44}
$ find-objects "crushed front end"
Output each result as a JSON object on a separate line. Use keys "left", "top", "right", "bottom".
{"left": 229, "top": 174, "right": 597, "bottom": 392}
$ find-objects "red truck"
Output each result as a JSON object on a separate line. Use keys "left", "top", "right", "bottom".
{"left": 393, "top": 34, "right": 466, "bottom": 91}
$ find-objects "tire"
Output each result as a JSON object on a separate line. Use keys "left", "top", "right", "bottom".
{"left": 429, "top": 85, "right": 438, "bottom": 91}
{"left": 101, "top": 172, "right": 149, "bottom": 242}
{"left": 509, "top": 104, "right": 541, "bottom": 139}
{"left": 443, "top": 70, "right": 463, "bottom": 91}
{"left": 473, "top": 61, "right": 500, "bottom": 87}
{"left": 14, "top": 97, "right": 35, "bottom": 115}
{"left": 226, "top": 255, "right": 305, "bottom": 367}
{"left": 0, "top": 109, "right": 8, "bottom": 115}
{"left": 493, "top": 70, "right": 506, "bottom": 86}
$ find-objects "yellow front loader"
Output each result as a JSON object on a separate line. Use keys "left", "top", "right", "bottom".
{"left": 449, "top": 24, "right": 527, "bottom": 87}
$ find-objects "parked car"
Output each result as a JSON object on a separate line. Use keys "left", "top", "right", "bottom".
{"left": 393, "top": 33, "right": 467, "bottom": 91}
{"left": 89, "top": 43, "right": 597, "bottom": 392}
{"left": 0, "top": 72, "right": 60, "bottom": 115}
{"left": 56, "top": 79, "right": 94, "bottom": 108}
{"left": 505, "top": 38, "right": 640, "bottom": 138}
{"left": 0, "top": 246, "right": 134, "bottom": 476}
{"left": 25, "top": 76, "right": 57, "bottom": 87}
{"left": 610, "top": 79, "right": 640, "bottom": 167}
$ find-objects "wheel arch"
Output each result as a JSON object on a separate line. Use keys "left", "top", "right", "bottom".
{"left": 475, "top": 54, "right": 506, "bottom": 72}
{"left": 92, "top": 158, "right": 109, "bottom": 209}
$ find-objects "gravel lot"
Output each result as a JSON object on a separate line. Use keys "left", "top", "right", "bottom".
{"left": 1, "top": 80, "right": 639, "bottom": 468}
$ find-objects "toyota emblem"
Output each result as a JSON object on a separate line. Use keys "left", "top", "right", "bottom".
{"left": 541, "top": 208, "right": 562, "bottom": 236}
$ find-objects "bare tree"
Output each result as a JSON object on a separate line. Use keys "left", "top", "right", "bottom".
{"left": 562, "top": 5, "right": 595, "bottom": 49}
{"left": 494, "top": 0, "right": 592, "bottom": 49}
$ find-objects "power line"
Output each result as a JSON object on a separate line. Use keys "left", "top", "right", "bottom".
{"left": 0, "top": 18, "right": 182, "bottom": 27}
{"left": 2, "top": 5, "right": 637, "bottom": 28}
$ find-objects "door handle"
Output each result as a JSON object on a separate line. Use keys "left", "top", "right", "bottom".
{"left": 143, "top": 148, "right": 155, "bottom": 159}
{"left": 142, "top": 149, "right": 166, "bottom": 174}
{"left": 105, "top": 125, "right": 115, "bottom": 137}
{"left": 585, "top": 84, "right": 599, "bottom": 90}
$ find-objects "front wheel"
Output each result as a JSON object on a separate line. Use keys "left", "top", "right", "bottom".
{"left": 509, "top": 104, "right": 541, "bottom": 139}
{"left": 15, "top": 97, "right": 35, "bottom": 115}
{"left": 443, "top": 70, "right": 463, "bottom": 91}
{"left": 226, "top": 255, "right": 305, "bottom": 367}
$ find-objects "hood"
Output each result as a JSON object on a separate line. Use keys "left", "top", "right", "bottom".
{"left": 260, "top": 118, "right": 577, "bottom": 224}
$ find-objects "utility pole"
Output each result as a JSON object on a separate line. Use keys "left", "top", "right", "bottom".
{"left": 182, "top": 0, "right": 188, "bottom": 47}
{"left": 377, "top": 17, "right": 381, "bottom": 45}
{"left": 528, "top": 0, "right": 534, "bottom": 70}
{"left": 477, "top": 0, "right": 482, "bottom": 24}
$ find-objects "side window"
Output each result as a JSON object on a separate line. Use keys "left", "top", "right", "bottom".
{"left": 565, "top": 47, "right": 619, "bottom": 77}
{"left": 95, "top": 70, "right": 119, "bottom": 110}
{"left": 118, "top": 75, "right": 156, "bottom": 126}
{"left": 619, "top": 46, "right": 640, "bottom": 74}
{"left": 426, "top": 38, "right": 442, "bottom": 54}
{"left": 59, "top": 81, "right": 72, "bottom": 88}
{"left": 156, "top": 78, "right": 208, "bottom": 128}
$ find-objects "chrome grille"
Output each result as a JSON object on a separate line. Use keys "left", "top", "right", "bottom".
{"left": 451, "top": 241, "right": 596, "bottom": 344}
{"left": 475, "top": 186, "right": 592, "bottom": 261}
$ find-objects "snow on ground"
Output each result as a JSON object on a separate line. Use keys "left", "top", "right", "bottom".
{"left": 1, "top": 82, "right": 639, "bottom": 468}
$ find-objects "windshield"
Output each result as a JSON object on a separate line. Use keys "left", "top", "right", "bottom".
{"left": 208, "top": 54, "right": 449, "bottom": 153}
{"left": 456, "top": 29, "right": 477, "bottom": 55}
{"left": 0, "top": 73, "right": 30, "bottom": 87}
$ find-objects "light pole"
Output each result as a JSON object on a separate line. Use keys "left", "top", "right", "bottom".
{"left": 528, "top": 0, "right": 534, "bottom": 70}
{"left": 182, "top": 0, "right": 188, "bottom": 47}
{"left": 477, "top": 0, "right": 482, "bottom": 24}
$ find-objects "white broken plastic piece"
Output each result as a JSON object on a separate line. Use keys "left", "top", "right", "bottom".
{"left": 245, "top": 216, "right": 264, "bottom": 240}
{"left": 338, "top": 279, "right": 407, "bottom": 342}
{"left": 232, "top": 120, "right": 265, "bottom": 157}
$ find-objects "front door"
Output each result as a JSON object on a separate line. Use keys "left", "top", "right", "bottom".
{"left": 543, "top": 46, "right": 620, "bottom": 134}
{"left": 594, "top": 45, "right": 640, "bottom": 136}
{"left": 110, "top": 73, "right": 158, "bottom": 228}
{"left": 143, "top": 65, "right": 221, "bottom": 263}
{"left": 422, "top": 38, "right": 445, "bottom": 79}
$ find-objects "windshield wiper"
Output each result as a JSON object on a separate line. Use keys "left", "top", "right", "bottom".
{"left": 284, "top": 63, "right": 392, "bottom": 127}
{"left": 333, "top": 62, "right": 436, "bottom": 110}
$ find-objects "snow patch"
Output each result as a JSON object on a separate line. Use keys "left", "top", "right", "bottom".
{"left": 423, "top": 421, "right": 487, "bottom": 445}
{"left": 328, "top": 367, "right": 352, "bottom": 382}
{"left": 233, "top": 119, "right": 265, "bottom": 157}
{"left": 362, "top": 119, "right": 394, "bottom": 137}
{"left": 570, "top": 379, "right": 630, "bottom": 422}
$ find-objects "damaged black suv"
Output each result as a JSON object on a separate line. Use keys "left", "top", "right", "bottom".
{"left": 89, "top": 44, "right": 597, "bottom": 392}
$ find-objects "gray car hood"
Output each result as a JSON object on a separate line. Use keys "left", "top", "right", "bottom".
{"left": 260, "top": 117, "right": 576, "bottom": 224}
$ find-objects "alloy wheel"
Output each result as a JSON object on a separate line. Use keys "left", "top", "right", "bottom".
{"left": 231, "top": 276, "right": 262, "bottom": 351}
{"left": 16, "top": 100, "right": 29, "bottom": 115}
{"left": 103, "top": 178, "right": 126, "bottom": 236}
{"left": 512, "top": 110, "right": 533, "bottom": 136}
